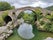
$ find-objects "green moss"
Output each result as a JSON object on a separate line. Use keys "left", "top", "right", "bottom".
{"left": 0, "top": 16, "right": 4, "bottom": 26}
{"left": 2, "top": 11, "right": 8, "bottom": 19}
{"left": 17, "top": 12, "right": 24, "bottom": 19}
{"left": 18, "top": 11, "right": 35, "bottom": 24}
{"left": 0, "top": 11, "right": 8, "bottom": 26}
{"left": 34, "top": 9, "right": 43, "bottom": 20}
{"left": 23, "top": 13, "right": 34, "bottom": 23}
{"left": 35, "top": 8, "right": 42, "bottom": 15}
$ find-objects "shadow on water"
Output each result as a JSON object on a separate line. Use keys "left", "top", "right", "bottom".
{"left": 31, "top": 24, "right": 39, "bottom": 40}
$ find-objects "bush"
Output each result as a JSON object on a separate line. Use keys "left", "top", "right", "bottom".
{"left": 34, "top": 9, "right": 43, "bottom": 20}
{"left": 2, "top": 11, "right": 8, "bottom": 19}
{"left": 18, "top": 11, "right": 35, "bottom": 24}
{"left": 45, "top": 15, "right": 53, "bottom": 21}
{"left": 0, "top": 16, "right": 5, "bottom": 26}
{"left": 38, "top": 17, "right": 53, "bottom": 32}
{"left": 23, "top": 13, "right": 34, "bottom": 22}
{"left": 43, "top": 22, "right": 53, "bottom": 32}
{"left": 18, "top": 9, "right": 53, "bottom": 33}
{"left": 0, "top": 2, "right": 15, "bottom": 11}
{"left": 50, "top": 24, "right": 53, "bottom": 32}
{"left": 17, "top": 12, "right": 24, "bottom": 19}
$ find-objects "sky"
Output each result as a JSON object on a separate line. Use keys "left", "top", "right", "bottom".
{"left": 0, "top": 0, "right": 53, "bottom": 8}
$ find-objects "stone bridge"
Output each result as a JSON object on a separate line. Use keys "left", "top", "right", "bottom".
{"left": 0, "top": 7, "right": 53, "bottom": 40}
{"left": 0, "top": 7, "right": 52, "bottom": 23}
{"left": 8, "top": 7, "right": 51, "bottom": 21}
{"left": 8, "top": 7, "right": 36, "bottom": 21}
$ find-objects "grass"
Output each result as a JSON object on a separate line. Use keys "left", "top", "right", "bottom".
{"left": 0, "top": 11, "right": 8, "bottom": 26}
{"left": 31, "top": 26, "right": 53, "bottom": 40}
{"left": 6, "top": 27, "right": 53, "bottom": 40}
{"left": 2, "top": 11, "right": 8, "bottom": 19}
{"left": 6, "top": 28, "right": 23, "bottom": 40}
{"left": 0, "top": 16, "right": 4, "bottom": 26}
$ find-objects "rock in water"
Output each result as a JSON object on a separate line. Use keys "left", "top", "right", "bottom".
{"left": 44, "top": 37, "right": 53, "bottom": 40}
{"left": 18, "top": 23, "right": 34, "bottom": 39}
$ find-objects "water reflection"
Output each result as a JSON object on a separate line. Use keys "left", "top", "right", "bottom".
{"left": 18, "top": 23, "right": 35, "bottom": 39}
{"left": 24, "top": 10, "right": 33, "bottom": 14}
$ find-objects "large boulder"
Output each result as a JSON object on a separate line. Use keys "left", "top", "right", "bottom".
{"left": 3, "top": 30, "right": 13, "bottom": 38}
{"left": 13, "top": 18, "right": 24, "bottom": 27}
{"left": 7, "top": 30, "right": 13, "bottom": 34}
{"left": 0, "top": 25, "right": 13, "bottom": 39}
{"left": 0, "top": 26, "right": 8, "bottom": 34}
{"left": 0, "top": 36, "right": 5, "bottom": 40}
{"left": 6, "top": 21, "right": 13, "bottom": 29}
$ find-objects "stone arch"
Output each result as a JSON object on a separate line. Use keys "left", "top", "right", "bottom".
{"left": 8, "top": 7, "right": 41, "bottom": 24}
{"left": 15, "top": 7, "right": 36, "bottom": 16}
{"left": 8, "top": 11, "right": 17, "bottom": 23}
{"left": 3, "top": 15, "right": 12, "bottom": 24}
{"left": 17, "top": 9, "right": 37, "bottom": 21}
{"left": 15, "top": 7, "right": 36, "bottom": 17}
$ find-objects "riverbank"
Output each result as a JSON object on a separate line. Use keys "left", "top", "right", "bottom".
{"left": 6, "top": 27, "right": 53, "bottom": 40}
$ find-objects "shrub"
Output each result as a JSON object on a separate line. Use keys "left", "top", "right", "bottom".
{"left": 34, "top": 9, "right": 43, "bottom": 20}
{"left": 17, "top": 12, "right": 24, "bottom": 19}
{"left": 18, "top": 11, "right": 35, "bottom": 24}
{"left": 23, "top": 13, "right": 34, "bottom": 22}
{"left": 2, "top": 11, "right": 8, "bottom": 19}
{"left": 50, "top": 24, "right": 53, "bottom": 32}
{"left": 0, "top": 16, "right": 5, "bottom": 26}
{"left": 0, "top": 2, "right": 15, "bottom": 11}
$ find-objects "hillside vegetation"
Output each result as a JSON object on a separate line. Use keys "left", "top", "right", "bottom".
{"left": 46, "top": 6, "right": 53, "bottom": 11}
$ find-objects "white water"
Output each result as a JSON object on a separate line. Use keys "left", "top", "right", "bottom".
{"left": 18, "top": 23, "right": 34, "bottom": 39}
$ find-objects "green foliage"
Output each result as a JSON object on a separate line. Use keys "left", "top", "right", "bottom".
{"left": 2, "top": 11, "right": 8, "bottom": 19}
{"left": 43, "top": 22, "right": 53, "bottom": 32}
{"left": 40, "top": 21, "right": 45, "bottom": 25}
{"left": 7, "top": 28, "right": 53, "bottom": 40}
{"left": 46, "top": 6, "right": 53, "bottom": 11}
{"left": 45, "top": 14, "right": 53, "bottom": 21}
{"left": 44, "top": 23, "right": 51, "bottom": 31}
{"left": 35, "top": 9, "right": 43, "bottom": 20}
{"left": 50, "top": 24, "right": 53, "bottom": 32}
{"left": 10, "top": 6, "right": 15, "bottom": 9}
{"left": 23, "top": 13, "right": 35, "bottom": 24}
{"left": 17, "top": 12, "right": 24, "bottom": 19}
{"left": 0, "top": 2, "right": 15, "bottom": 11}
{"left": 39, "top": 16, "right": 53, "bottom": 32}
{"left": 0, "top": 11, "right": 8, "bottom": 26}
{"left": 18, "top": 11, "right": 36, "bottom": 24}
{"left": 0, "top": 16, "right": 5, "bottom": 26}
{"left": 36, "top": 11, "right": 53, "bottom": 32}
{"left": 18, "top": 9, "right": 53, "bottom": 32}
{"left": 35, "top": 8, "right": 42, "bottom": 15}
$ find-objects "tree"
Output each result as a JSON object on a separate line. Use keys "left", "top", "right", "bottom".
{"left": 0, "top": 2, "right": 15, "bottom": 11}
{"left": 46, "top": 6, "right": 53, "bottom": 11}
{"left": 0, "top": 16, "right": 5, "bottom": 26}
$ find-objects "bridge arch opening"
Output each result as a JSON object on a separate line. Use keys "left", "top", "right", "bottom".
{"left": 3, "top": 15, "right": 12, "bottom": 24}
{"left": 17, "top": 9, "right": 38, "bottom": 39}
{"left": 17, "top": 9, "right": 37, "bottom": 23}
